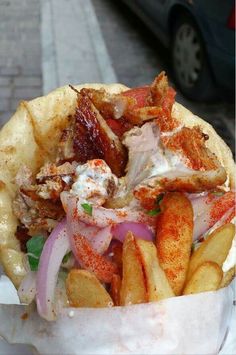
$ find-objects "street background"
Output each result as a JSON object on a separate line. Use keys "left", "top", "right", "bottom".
{"left": 0, "top": 1, "right": 235, "bottom": 353}
{"left": 0, "top": 0, "right": 234, "bottom": 153}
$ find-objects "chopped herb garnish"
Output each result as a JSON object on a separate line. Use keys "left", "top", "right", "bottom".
{"left": 26, "top": 235, "right": 45, "bottom": 271}
{"left": 146, "top": 194, "right": 164, "bottom": 216}
{"left": 147, "top": 208, "right": 161, "bottom": 216}
{"left": 156, "top": 193, "right": 165, "bottom": 205}
{"left": 211, "top": 191, "right": 224, "bottom": 196}
{"left": 62, "top": 251, "right": 72, "bottom": 264}
{"left": 81, "top": 203, "right": 93, "bottom": 216}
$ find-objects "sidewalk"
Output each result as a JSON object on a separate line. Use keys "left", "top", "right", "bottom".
{"left": 0, "top": 0, "right": 116, "bottom": 127}
{"left": 0, "top": 0, "right": 42, "bottom": 127}
{"left": 41, "top": 0, "right": 117, "bottom": 94}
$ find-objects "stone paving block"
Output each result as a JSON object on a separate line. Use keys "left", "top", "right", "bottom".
{"left": 0, "top": 66, "right": 21, "bottom": 76}
{"left": 14, "top": 76, "right": 42, "bottom": 87}
{"left": 14, "top": 87, "right": 42, "bottom": 100}
{"left": 42, "top": 0, "right": 116, "bottom": 93}
{"left": 0, "top": 98, "right": 10, "bottom": 111}
{"left": 0, "top": 0, "right": 42, "bottom": 122}
{"left": 21, "top": 66, "right": 42, "bottom": 76}
{"left": 0, "top": 77, "right": 11, "bottom": 85}
{"left": 0, "top": 87, "right": 12, "bottom": 98}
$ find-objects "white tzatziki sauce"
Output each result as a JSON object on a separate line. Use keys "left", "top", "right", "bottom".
{"left": 70, "top": 159, "right": 118, "bottom": 205}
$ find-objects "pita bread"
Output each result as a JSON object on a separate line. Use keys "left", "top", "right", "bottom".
{"left": 0, "top": 83, "right": 235, "bottom": 286}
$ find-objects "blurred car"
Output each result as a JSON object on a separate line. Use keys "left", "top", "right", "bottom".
{"left": 122, "top": 0, "right": 235, "bottom": 101}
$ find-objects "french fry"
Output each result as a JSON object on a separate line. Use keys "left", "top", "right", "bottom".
{"left": 187, "top": 223, "right": 235, "bottom": 281}
{"left": 110, "top": 273, "right": 121, "bottom": 306}
{"left": 220, "top": 267, "right": 236, "bottom": 288}
{"left": 111, "top": 241, "right": 123, "bottom": 275}
{"left": 136, "top": 239, "right": 174, "bottom": 301}
{"left": 66, "top": 269, "right": 113, "bottom": 308}
{"left": 183, "top": 261, "right": 223, "bottom": 295}
{"left": 156, "top": 192, "right": 193, "bottom": 295}
{"left": 120, "top": 232, "right": 147, "bottom": 306}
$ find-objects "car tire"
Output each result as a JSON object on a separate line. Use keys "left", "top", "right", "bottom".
{"left": 171, "top": 14, "right": 217, "bottom": 101}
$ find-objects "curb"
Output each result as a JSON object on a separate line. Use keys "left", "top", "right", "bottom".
{"left": 40, "top": 0, "right": 117, "bottom": 94}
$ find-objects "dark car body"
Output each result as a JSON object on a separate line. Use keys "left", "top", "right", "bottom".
{"left": 123, "top": 0, "right": 235, "bottom": 97}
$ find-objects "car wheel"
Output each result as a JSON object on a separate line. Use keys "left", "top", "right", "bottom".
{"left": 171, "top": 14, "right": 217, "bottom": 101}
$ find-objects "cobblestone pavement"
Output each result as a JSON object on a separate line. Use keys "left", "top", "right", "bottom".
{"left": 92, "top": 0, "right": 235, "bottom": 154}
{"left": 0, "top": 0, "right": 42, "bottom": 127}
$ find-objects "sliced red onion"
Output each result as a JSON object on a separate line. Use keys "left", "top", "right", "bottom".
{"left": 191, "top": 194, "right": 216, "bottom": 221}
{"left": 201, "top": 206, "right": 235, "bottom": 239}
{"left": 70, "top": 220, "right": 112, "bottom": 254}
{"left": 112, "top": 222, "right": 154, "bottom": 243}
{"left": 18, "top": 271, "right": 36, "bottom": 305}
{"left": 192, "top": 196, "right": 216, "bottom": 240}
{"left": 36, "top": 219, "right": 70, "bottom": 321}
{"left": 192, "top": 192, "right": 235, "bottom": 241}
{"left": 61, "top": 192, "right": 155, "bottom": 229}
{"left": 66, "top": 202, "right": 117, "bottom": 283}
{"left": 65, "top": 194, "right": 112, "bottom": 254}
{"left": 186, "top": 192, "right": 209, "bottom": 201}
{"left": 88, "top": 226, "right": 112, "bottom": 254}
{"left": 193, "top": 209, "right": 214, "bottom": 241}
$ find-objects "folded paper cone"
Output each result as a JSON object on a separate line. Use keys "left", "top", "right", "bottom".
{"left": 0, "top": 285, "right": 233, "bottom": 355}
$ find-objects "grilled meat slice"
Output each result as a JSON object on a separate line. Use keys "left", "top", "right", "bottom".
{"left": 73, "top": 93, "right": 127, "bottom": 177}
{"left": 13, "top": 191, "right": 65, "bottom": 236}
{"left": 36, "top": 162, "right": 76, "bottom": 182}
{"left": 15, "top": 225, "right": 31, "bottom": 252}
{"left": 120, "top": 122, "right": 226, "bottom": 209}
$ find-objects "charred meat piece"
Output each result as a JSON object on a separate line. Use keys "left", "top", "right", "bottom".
{"left": 21, "top": 176, "right": 66, "bottom": 201}
{"left": 13, "top": 191, "right": 65, "bottom": 236}
{"left": 82, "top": 86, "right": 166, "bottom": 127}
{"left": 58, "top": 126, "right": 75, "bottom": 161}
{"left": 36, "top": 162, "right": 76, "bottom": 182}
{"left": 146, "top": 71, "right": 177, "bottom": 132}
{"left": 105, "top": 117, "right": 133, "bottom": 138}
{"left": 18, "top": 162, "right": 75, "bottom": 201}
{"left": 121, "top": 122, "right": 226, "bottom": 209}
{"left": 146, "top": 71, "right": 176, "bottom": 108}
{"left": 36, "top": 177, "right": 65, "bottom": 200}
{"left": 80, "top": 88, "right": 132, "bottom": 120}
{"left": 119, "top": 72, "right": 176, "bottom": 129}
{"left": 73, "top": 93, "right": 127, "bottom": 177}
{"left": 15, "top": 165, "right": 34, "bottom": 188}
{"left": 35, "top": 199, "right": 65, "bottom": 220}
{"left": 161, "top": 127, "right": 218, "bottom": 171}
{"left": 80, "top": 87, "right": 161, "bottom": 127}
{"left": 15, "top": 225, "right": 31, "bottom": 252}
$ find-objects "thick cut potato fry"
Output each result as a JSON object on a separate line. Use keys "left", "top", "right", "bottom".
{"left": 120, "top": 232, "right": 147, "bottom": 306}
{"left": 220, "top": 267, "right": 236, "bottom": 288}
{"left": 66, "top": 269, "right": 113, "bottom": 308}
{"left": 187, "top": 223, "right": 235, "bottom": 281}
{"left": 156, "top": 192, "right": 193, "bottom": 295}
{"left": 183, "top": 261, "right": 223, "bottom": 295}
{"left": 136, "top": 239, "right": 174, "bottom": 301}
{"left": 110, "top": 273, "right": 121, "bottom": 306}
{"left": 111, "top": 241, "right": 123, "bottom": 275}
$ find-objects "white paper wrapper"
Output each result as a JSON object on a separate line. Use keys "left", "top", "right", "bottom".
{"left": 0, "top": 274, "right": 235, "bottom": 355}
